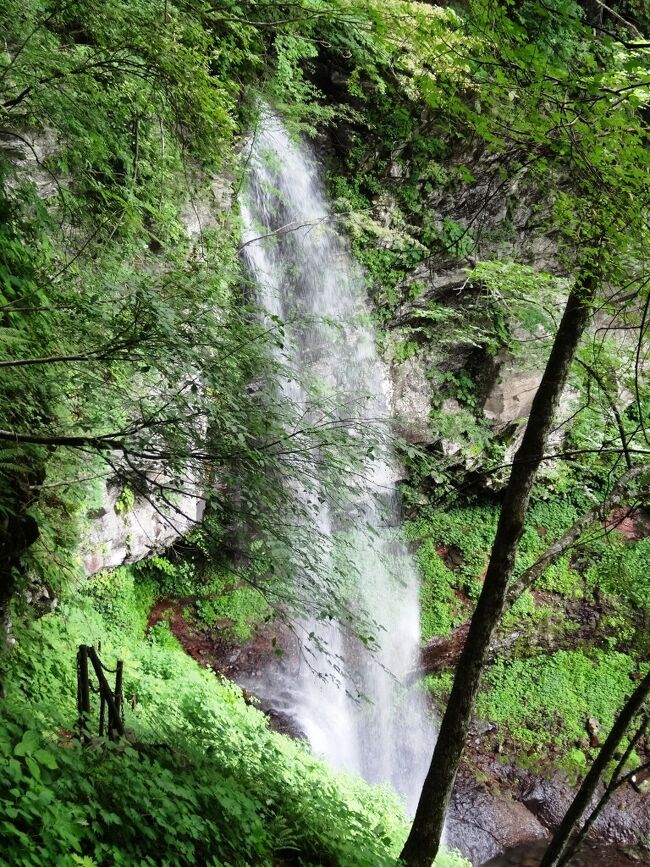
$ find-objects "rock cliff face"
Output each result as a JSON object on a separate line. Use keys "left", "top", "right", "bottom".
{"left": 447, "top": 770, "right": 548, "bottom": 865}
{"left": 81, "top": 479, "right": 204, "bottom": 575}
{"left": 79, "top": 173, "right": 231, "bottom": 576}
{"left": 377, "top": 144, "right": 583, "bottom": 480}
{"left": 390, "top": 355, "right": 435, "bottom": 443}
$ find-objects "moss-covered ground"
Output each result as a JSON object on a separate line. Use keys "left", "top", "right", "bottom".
{"left": 408, "top": 495, "right": 649, "bottom": 778}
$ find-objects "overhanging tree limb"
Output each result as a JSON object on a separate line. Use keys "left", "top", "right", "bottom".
{"left": 0, "top": 429, "right": 127, "bottom": 449}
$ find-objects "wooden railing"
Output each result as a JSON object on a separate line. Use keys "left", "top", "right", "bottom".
{"left": 76, "top": 645, "right": 124, "bottom": 742}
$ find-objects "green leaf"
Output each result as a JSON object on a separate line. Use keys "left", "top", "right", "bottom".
{"left": 25, "top": 756, "right": 41, "bottom": 780}
{"left": 34, "top": 748, "right": 58, "bottom": 770}
{"left": 14, "top": 730, "right": 40, "bottom": 757}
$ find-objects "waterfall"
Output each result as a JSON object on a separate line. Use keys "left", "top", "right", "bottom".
{"left": 239, "top": 108, "right": 433, "bottom": 810}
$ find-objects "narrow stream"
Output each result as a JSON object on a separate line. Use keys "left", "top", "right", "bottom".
{"left": 239, "top": 108, "right": 434, "bottom": 809}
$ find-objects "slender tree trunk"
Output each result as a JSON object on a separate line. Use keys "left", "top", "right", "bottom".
{"left": 400, "top": 277, "right": 597, "bottom": 867}
{"left": 558, "top": 714, "right": 648, "bottom": 866}
{"left": 539, "top": 669, "right": 650, "bottom": 867}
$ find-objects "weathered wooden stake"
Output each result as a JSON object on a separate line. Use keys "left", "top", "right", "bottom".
{"left": 76, "top": 645, "right": 91, "bottom": 743}
{"left": 86, "top": 645, "right": 125, "bottom": 739}
{"left": 99, "top": 693, "right": 106, "bottom": 737}
{"left": 113, "top": 660, "right": 124, "bottom": 739}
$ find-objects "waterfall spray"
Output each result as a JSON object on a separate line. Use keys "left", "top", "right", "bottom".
{"left": 240, "top": 108, "right": 433, "bottom": 810}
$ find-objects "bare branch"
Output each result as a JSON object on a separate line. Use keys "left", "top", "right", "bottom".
{"left": 505, "top": 465, "right": 648, "bottom": 607}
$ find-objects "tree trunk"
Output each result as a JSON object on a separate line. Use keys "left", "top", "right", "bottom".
{"left": 539, "top": 669, "right": 650, "bottom": 867}
{"left": 400, "top": 277, "right": 596, "bottom": 867}
{"left": 557, "top": 714, "right": 648, "bottom": 866}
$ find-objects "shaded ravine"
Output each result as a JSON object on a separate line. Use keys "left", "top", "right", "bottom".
{"left": 144, "top": 601, "right": 647, "bottom": 865}
{"left": 237, "top": 108, "right": 434, "bottom": 809}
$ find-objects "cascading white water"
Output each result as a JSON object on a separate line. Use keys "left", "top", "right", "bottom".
{"left": 240, "top": 109, "right": 433, "bottom": 810}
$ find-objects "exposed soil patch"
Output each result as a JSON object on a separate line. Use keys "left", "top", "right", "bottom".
{"left": 437, "top": 544, "right": 465, "bottom": 570}
{"left": 147, "top": 598, "right": 232, "bottom": 676}
{"left": 147, "top": 600, "right": 303, "bottom": 737}
{"left": 421, "top": 623, "right": 470, "bottom": 676}
{"left": 609, "top": 506, "right": 650, "bottom": 541}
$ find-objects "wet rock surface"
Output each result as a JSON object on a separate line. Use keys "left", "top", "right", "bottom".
{"left": 480, "top": 842, "right": 642, "bottom": 866}
{"left": 454, "top": 730, "right": 650, "bottom": 866}
{"left": 446, "top": 770, "right": 548, "bottom": 865}
{"left": 450, "top": 755, "right": 650, "bottom": 865}
{"left": 520, "top": 774, "right": 650, "bottom": 851}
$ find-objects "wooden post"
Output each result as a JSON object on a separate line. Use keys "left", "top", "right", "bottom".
{"left": 99, "top": 693, "right": 106, "bottom": 737}
{"left": 114, "top": 660, "right": 124, "bottom": 739}
{"left": 97, "top": 641, "right": 106, "bottom": 736}
{"left": 86, "top": 646, "right": 124, "bottom": 739}
{"left": 76, "top": 645, "right": 91, "bottom": 743}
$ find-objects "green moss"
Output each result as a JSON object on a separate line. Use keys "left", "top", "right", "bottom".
{"left": 80, "top": 567, "right": 155, "bottom": 636}
{"left": 114, "top": 486, "right": 136, "bottom": 517}
{"left": 477, "top": 650, "right": 646, "bottom": 756}
{"left": 136, "top": 556, "right": 272, "bottom": 643}
{"left": 586, "top": 537, "right": 650, "bottom": 610}
{"left": 422, "top": 672, "right": 454, "bottom": 701}
{"left": 195, "top": 569, "right": 271, "bottom": 643}
{"left": 417, "top": 540, "right": 462, "bottom": 639}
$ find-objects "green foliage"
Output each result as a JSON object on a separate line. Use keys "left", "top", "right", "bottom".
{"left": 407, "top": 504, "right": 497, "bottom": 599}
{"left": 469, "top": 260, "right": 566, "bottom": 358}
{"left": 81, "top": 567, "right": 155, "bottom": 636}
{"left": 411, "top": 486, "right": 650, "bottom": 772}
{"left": 478, "top": 650, "right": 646, "bottom": 759}
{"left": 0, "top": 0, "right": 388, "bottom": 621}
{"left": 193, "top": 576, "right": 270, "bottom": 643}
{"left": 409, "top": 492, "right": 648, "bottom": 634}
{"left": 1, "top": 571, "right": 469, "bottom": 867}
{"left": 566, "top": 338, "right": 650, "bottom": 486}
{"left": 535, "top": 555, "right": 579, "bottom": 596}
{"left": 138, "top": 555, "right": 272, "bottom": 643}
{"left": 114, "top": 486, "right": 135, "bottom": 517}
{"left": 137, "top": 556, "right": 198, "bottom": 598}
{"left": 0, "top": 8, "right": 388, "bottom": 668}
{"left": 416, "top": 540, "right": 463, "bottom": 639}
{"left": 586, "top": 537, "right": 650, "bottom": 610}
{"left": 422, "top": 672, "right": 454, "bottom": 703}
